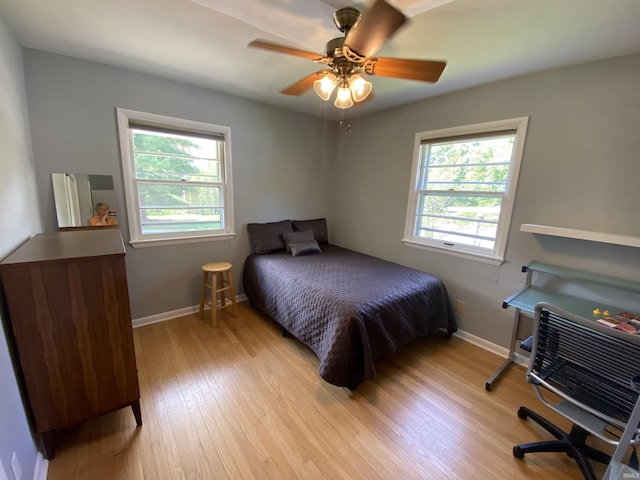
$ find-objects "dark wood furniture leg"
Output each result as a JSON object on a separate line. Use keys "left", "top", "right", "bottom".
{"left": 131, "top": 400, "right": 142, "bottom": 426}
{"left": 41, "top": 430, "right": 55, "bottom": 460}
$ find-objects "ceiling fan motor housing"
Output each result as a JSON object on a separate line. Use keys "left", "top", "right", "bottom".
{"left": 326, "top": 7, "right": 362, "bottom": 67}
{"left": 324, "top": 37, "right": 345, "bottom": 58}
{"left": 333, "top": 7, "right": 361, "bottom": 33}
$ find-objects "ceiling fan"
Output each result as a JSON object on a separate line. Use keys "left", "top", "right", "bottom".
{"left": 248, "top": 0, "right": 447, "bottom": 109}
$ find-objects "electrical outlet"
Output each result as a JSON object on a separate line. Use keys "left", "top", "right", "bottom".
{"left": 455, "top": 299, "right": 465, "bottom": 314}
{"left": 10, "top": 452, "right": 21, "bottom": 480}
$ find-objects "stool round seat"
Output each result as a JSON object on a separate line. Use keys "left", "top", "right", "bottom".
{"left": 202, "top": 261, "right": 232, "bottom": 273}
{"left": 199, "top": 262, "right": 237, "bottom": 327}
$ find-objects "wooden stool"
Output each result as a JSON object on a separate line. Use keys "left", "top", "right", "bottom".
{"left": 199, "top": 262, "right": 237, "bottom": 327}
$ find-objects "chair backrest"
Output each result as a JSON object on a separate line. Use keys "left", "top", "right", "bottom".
{"left": 529, "top": 303, "right": 640, "bottom": 433}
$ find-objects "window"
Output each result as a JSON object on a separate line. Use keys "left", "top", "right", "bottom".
{"left": 116, "top": 108, "right": 234, "bottom": 247}
{"left": 403, "top": 117, "right": 528, "bottom": 264}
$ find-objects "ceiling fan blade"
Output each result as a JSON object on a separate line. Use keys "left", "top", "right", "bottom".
{"left": 281, "top": 70, "right": 331, "bottom": 96}
{"left": 364, "top": 57, "right": 447, "bottom": 83}
{"left": 248, "top": 39, "right": 324, "bottom": 62}
{"left": 343, "top": 0, "right": 407, "bottom": 61}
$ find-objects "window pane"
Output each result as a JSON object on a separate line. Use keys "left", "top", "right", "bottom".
{"left": 137, "top": 183, "right": 223, "bottom": 233}
{"left": 140, "top": 207, "right": 223, "bottom": 234}
{"left": 418, "top": 193, "right": 502, "bottom": 219}
{"left": 416, "top": 193, "right": 502, "bottom": 248}
{"left": 415, "top": 219, "right": 497, "bottom": 249}
{"left": 134, "top": 154, "right": 221, "bottom": 183}
{"left": 132, "top": 129, "right": 223, "bottom": 183}
{"left": 425, "top": 164, "right": 509, "bottom": 192}
{"left": 138, "top": 183, "right": 222, "bottom": 207}
{"left": 420, "top": 136, "right": 515, "bottom": 191}
{"left": 427, "top": 135, "right": 515, "bottom": 166}
{"left": 132, "top": 130, "right": 220, "bottom": 159}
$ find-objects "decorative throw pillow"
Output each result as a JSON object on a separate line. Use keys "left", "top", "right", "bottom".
{"left": 247, "top": 220, "right": 293, "bottom": 254}
{"left": 282, "top": 230, "right": 315, "bottom": 252}
{"left": 292, "top": 218, "right": 328, "bottom": 244}
{"left": 289, "top": 240, "right": 322, "bottom": 257}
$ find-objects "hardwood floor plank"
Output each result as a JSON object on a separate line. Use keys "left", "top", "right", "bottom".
{"left": 46, "top": 301, "right": 612, "bottom": 479}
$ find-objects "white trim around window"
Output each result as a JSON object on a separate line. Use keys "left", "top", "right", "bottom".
{"left": 402, "top": 117, "right": 529, "bottom": 265}
{"left": 116, "top": 108, "right": 235, "bottom": 248}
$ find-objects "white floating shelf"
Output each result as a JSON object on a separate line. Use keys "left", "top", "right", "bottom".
{"left": 521, "top": 224, "right": 640, "bottom": 248}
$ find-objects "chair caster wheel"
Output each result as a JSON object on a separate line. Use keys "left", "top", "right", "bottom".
{"left": 513, "top": 446, "right": 524, "bottom": 459}
{"left": 517, "top": 407, "right": 528, "bottom": 420}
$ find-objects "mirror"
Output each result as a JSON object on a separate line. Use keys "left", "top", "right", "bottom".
{"left": 52, "top": 173, "right": 119, "bottom": 228}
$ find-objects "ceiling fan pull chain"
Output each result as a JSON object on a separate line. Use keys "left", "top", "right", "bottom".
{"left": 338, "top": 120, "right": 352, "bottom": 133}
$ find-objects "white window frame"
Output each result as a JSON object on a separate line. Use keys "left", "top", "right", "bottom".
{"left": 116, "top": 108, "right": 235, "bottom": 248}
{"left": 402, "top": 117, "right": 528, "bottom": 265}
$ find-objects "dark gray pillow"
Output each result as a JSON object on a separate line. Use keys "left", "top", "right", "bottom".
{"left": 292, "top": 218, "right": 328, "bottom": 244}
{"left": 247, "top": 220, "right": 293, "bottom": 254}
{"left": 289, "top": 240, "right": 321, "bottom": 256}
{"left": 282, "top": 230, "right": 315, "bottom": 252}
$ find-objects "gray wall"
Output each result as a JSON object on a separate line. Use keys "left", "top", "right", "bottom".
{"left": 0, "top": 16, "right": 42, "bottom": 480}
{"left": 329, "top": 53, "right": 640, "bottom": 347}
{"left": 19, "top": 47, "right": 640, "bottom": 346}
{"left": 23, "top": 49, "right": 336, "bottom": 319}
{"left": 21, "top": 48, "right": 640, "bottom": 344}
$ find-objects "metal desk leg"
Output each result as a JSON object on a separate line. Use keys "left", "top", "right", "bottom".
{"left": 485, "top": 308, "right": 521, "bottom": 391}
{"left": 603, "top": 397, "right": 640, "bottom": 479}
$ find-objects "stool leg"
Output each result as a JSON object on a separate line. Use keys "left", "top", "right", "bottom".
{"left": 218, "top": 271, "right": 226, "bottom": 309}
{"left": 199, "top": 271, "right": 208, "bottom": 318}
{"left": 211, "top": 272, "right": 217, "bottom": 328}
{"left": 227, "top": 269, "right": 238, "bottom": 317}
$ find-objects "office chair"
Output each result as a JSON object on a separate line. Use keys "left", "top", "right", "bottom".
{"left": 513, "top": 303, "right": 640, "bottom": 480}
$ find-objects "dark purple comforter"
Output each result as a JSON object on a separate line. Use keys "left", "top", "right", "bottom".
{"left": 243, "top": 244, "right": 456, "bottom": 389}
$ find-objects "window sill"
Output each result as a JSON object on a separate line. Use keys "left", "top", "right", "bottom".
{"left": 129, "top": 233, "right": 236, "bottom": 248}
{"left": 401, "top": 239, "right": 504, "bottom": 266}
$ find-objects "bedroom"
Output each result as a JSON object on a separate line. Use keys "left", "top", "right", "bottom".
{"left": 1, "top": 0, "right": 640, "bottom": 479}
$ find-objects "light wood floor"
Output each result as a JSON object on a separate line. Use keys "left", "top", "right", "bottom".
{"left": 46, "top": 301, "right": 613, "bottom": 479}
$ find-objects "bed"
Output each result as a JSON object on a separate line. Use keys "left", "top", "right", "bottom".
{"left": 243, "top": 218, "right": 457, "bottom": 389}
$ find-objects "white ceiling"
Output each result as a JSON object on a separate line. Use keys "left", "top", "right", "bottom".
{"left": 1, "top": 0, "right": 640, "bottom": 120}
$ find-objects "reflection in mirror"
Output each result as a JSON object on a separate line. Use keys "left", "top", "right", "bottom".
{"left": 52, "top": 173, "right": 118, "bottom": 228}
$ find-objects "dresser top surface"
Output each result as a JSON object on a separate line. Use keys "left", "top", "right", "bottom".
{"left": 1, "top": 230, "right": 125, "bottom": 265}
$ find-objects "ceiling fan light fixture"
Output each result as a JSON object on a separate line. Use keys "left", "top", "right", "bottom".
{"left": 313, "top": 72, "right": 338, "bottom": 101}
{"left": 348, "top": 73, "right": 372, "bottom": 102}
{"left": 334, "top": 80, "right": 354, "bottom": 109}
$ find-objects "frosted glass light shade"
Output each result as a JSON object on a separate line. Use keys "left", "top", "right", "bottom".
{"left": 334, "top": 83, "right": 354, "bottom": 109}
{"left": 313, "top": 73, "right": 338, "bottom": 101}
{"left": 349, "top": 73, "right": 372, "bottom": 102}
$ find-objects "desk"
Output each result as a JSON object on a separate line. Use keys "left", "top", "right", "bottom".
{"left": 486, "top": 262, "right": 640, "bottom": 391}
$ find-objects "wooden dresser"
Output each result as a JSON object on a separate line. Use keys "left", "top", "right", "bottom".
{"left": 0, "top": 229, "right": 141, "bottom": 459}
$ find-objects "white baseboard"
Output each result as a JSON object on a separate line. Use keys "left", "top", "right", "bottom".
{"left": 132, "top": 294, "right": 248, "bottom": 328}
{"left": 453, "top": 329, "right": 529, "bottom": 367}
{"left": 33, "top": 452, "right": 47, "bottom": 480}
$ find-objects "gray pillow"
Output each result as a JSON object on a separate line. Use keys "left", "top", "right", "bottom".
{"left": 292, "top": 218, "right": 328, "bottom": 244}
{"left": 289, "top": 240, "right": 322, "bottom": 256}
{"left": 247, "top": 220, "right": 293, "bottom": 254}
{"left": 282, "top": 230, "right": 315, "bottom": 252}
